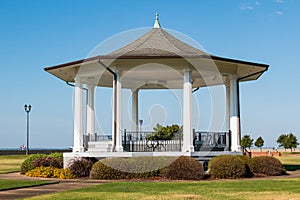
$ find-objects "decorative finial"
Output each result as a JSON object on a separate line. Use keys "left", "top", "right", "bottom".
{"left": 153, "top": 12, "right": 161, "bottom": 28}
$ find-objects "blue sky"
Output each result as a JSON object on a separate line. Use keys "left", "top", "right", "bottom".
{"left": 0, "top": 0, "right": 299, "bottom": 149}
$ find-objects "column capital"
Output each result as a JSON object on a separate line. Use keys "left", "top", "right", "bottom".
{"left": 183, "top": 67, "right": 191, "bottom": 74}
{"left": 86, "top": 83, "right": 96, "bottom": 89}
{"left": 74, "top": 77, "right": 83, "bottom": 83}
{"left": 83, "top": 77, "right": 98, "bottom": 86}
{"left": 131, "top": 88, "right": 139, "bottom": 93}
{"left": 183, "top": 68, "right": 192, "bottom": 83}
{"left": 228, "top": 74, "right": 239, "bottom": 81}
{"left": 115, "top": 69, "right": 123, "bottom": 76}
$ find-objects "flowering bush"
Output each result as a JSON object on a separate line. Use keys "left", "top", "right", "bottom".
{"left": 25, "top": 166, "right": 76, "bottom": 179}
{"left": 32, "top": 156, "right": 63, "bottom": 169}
{"left": 20, "top": 154, "right": 47, "bottom": 174}
{"left": 68, "top": 158, "right": 93, "bottom": 178}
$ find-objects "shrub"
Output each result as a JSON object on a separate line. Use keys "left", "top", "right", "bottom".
{"left": 90, "top": 156, "right": 176, "bottom": 180}
{"left": 90, "top": 159, "right": 128, "bottom": 180}
{"left": 161, "top": 156, "right": 204, "bottom": 180}
{"left": 49, "top": 152, "right": 63, "bottom": 159}
{"left": 68, "top": 158, "right": 93, "bottom": 178}
{"left": 235, "top": 155, "right": 254, "bottom": 177}
{"left": 252, "top": 156, "right": 283, "bottom": 176}
{"left": 25, "top": 166, "right": 76, "bottom": 179}
{"left": 209, "top": 155, "right": 246, "bottom": 179}
{"left": 32, "top": 156, "right": 63, "bottom": 169}
{"left": 20, "top": 154, "right": 47, "bottom": 174}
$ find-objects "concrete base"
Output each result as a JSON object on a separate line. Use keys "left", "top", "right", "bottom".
{"left": 63, "top": 151, "right": 242, "bottom": 168}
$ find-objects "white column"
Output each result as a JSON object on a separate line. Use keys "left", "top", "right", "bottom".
{"left": 115, "top": 70, "right": 123, "bottom": 152}
{"left": 225, "top": 82, "right": 230, "bottom": 151}
{"left": 132, "top": 89, "right": 139, "bottom": 132}
{"left": 73, "top": 78, "right": 84, "bottom": 152}
{"left": 86, "top": 84, "right": 95, "bottom": 141}
{"left": 111, "top": 78, "right": 116, "bottom": 152}
{"left": 229, "top": 76, "right": 241, "bottom": 152}
{"left": 182, "top": 68, "right": 194, "bottom": 152}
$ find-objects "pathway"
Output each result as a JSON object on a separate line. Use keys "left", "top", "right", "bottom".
{"left": 0, "top": 173, "right": 105, "bottom": 199}
{"left": 1, "top": 171, "right": 300, "bottom": 199}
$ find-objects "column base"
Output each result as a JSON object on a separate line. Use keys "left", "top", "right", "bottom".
{"left": 231, "top": 145, "right": 241, "bottom": 152}
{"left": 115, "top": 146, "right": 124, "bottom": 152}
{"left": 72, "top": 146, "right": 84, "bottom": 153}
{"left": 182, "top": 145, "right": 194, "bottom": 153}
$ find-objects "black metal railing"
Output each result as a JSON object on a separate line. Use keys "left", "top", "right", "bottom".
{"left": 122, "top": 130, "right": 230, "bottom": 152}
{"left": 83, "top": 130, "right": 230, "bottom": 152}
{"left": 193, "top": 131, "right": 231, "bottom": 151}
{"left": 123, "top": 130, "right": 182, "bottom": 152}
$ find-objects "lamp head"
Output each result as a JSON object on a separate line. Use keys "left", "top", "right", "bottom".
{"left": 24, "top": 104, "right": 32, "bottom": 112}
{"left": 139, "top": 119, "right": 143, "bottom": 125}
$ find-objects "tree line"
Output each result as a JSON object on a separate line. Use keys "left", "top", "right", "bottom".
{"left": 241, "top": 133, "right": 299, "bottom": 152}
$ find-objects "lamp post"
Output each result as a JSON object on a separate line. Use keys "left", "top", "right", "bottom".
{"left": 139, "top": 119, "right": 143, "bottom": 133}
{"left": 24, "top": 104, "right": 32, "bottom": 155}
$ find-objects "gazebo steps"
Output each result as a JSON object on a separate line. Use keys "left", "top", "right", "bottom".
{"left": 87, "top": 141, "right": 112, "bottom": 152}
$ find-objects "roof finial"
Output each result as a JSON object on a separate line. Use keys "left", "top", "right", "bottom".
{"left": 153, "top": 12, "right": 161, "bottom": 28}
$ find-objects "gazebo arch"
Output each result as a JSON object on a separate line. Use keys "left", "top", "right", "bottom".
{"left": 45, "top": 14, "right": 268, "bottom": 161}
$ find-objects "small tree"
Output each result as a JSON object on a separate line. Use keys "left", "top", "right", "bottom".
{"left": 146, "top": 124, "right": 182, "bottom": 140}
{"left": 241, "top": 135, "right": 253, "bottom": 152}
{"left": 277, "top": 133, "right": 299, "bottom": 152}
{"left": 254, "top": 136, "right": 264, "bottom": 152}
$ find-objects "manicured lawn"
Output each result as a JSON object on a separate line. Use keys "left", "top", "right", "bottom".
{"left": 0, "top": 179, "right": 57, "bottom": 191}
{"left": 276, "top": 154, "right": 300, "bottom": 171}
{"left": 276, "top": 155, "right": 300, "bottom": 165}
{"left": 0, "top": 155, "right": 27, "bottom": 174}
{"left": 25, "top": 178, "right": 300, "bottom": 200}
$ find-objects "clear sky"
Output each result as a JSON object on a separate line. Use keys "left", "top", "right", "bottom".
{"left": 0, "top": 0, "right": 299, "bottom": 149}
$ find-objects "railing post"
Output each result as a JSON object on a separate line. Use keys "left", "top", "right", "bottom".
{"left": 123, "top": 129, "right": 127, "bottom": 151}
{"left": 179, "top": 132, "right": 182, "bottom": 151}
{"left": 193, "top": 129, "right": 196, "bottom": 146}
{"left": 228, "top": 130, "right": 232, "bottom": 151}
{"left": 129, "top": 134, "right": 133, "bottom": 152}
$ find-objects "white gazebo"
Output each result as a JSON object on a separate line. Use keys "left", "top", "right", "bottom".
{"left": 45, "top": 14, "right": 268, "bottom": 163}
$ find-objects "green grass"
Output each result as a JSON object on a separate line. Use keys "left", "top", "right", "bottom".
{"left": 0, "top": 155, "right": 28, "bottom": 174}
{"left": 276, "top": 155, "right": 300, "bottom": 165}
{"left": 276, "top": 154, "right": 300, "bottom": 171}
{"left": 25, "top": 178, "right": 300, "bottom": 200}
{"left": 0, "top": 179, "right": 57, "bottom": 191}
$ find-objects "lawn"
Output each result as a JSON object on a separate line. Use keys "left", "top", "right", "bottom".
{"left": 25, "top": 178, "right": 300, "bottom": 200}
{"left": 0, "top": 179, "right": 57, "bottom": 191}
{"left": 276, "top": 154, "right": 300, "bottom": 165}
{"left": 276, "top": 154, "right": 300, "bottom": 171}
{"left": 0, "top": 155, "right": 27, "bottom": 174}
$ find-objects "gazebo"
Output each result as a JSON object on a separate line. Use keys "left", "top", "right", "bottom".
{"left": 45, "top": 14, "right": 268, "bottom": 163}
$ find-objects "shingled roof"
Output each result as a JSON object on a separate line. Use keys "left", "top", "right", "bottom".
{"left": 44, "top": 13, "right": 268, "bottom": 88}
{"left": 108, "top": 15, "right": 206, "bottom": 57}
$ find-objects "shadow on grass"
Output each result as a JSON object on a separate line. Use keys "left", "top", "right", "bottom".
{"left": 283, "top": 164, "right": 300, "bottom": 171}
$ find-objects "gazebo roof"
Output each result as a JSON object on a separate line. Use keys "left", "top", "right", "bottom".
{"left": 44, "top": 14, "right": 268, "bottom": 89}
{"left": 108, "top": 28, "right": 206, "bottom": 57}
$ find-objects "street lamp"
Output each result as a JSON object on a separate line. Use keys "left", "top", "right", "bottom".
{"left": 24, "top": 104, "right": 32, "bottom": 155}
{"left": 139, "top": 119, "right": 143, "bottom": 133}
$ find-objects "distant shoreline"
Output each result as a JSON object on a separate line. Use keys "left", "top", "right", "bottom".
{"left": 0, "top": 148, "right": 72, "bottom": 155}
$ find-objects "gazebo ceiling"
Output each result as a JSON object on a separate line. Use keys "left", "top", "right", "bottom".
{"left": 45, "top": 14, "right": 268, "bottom": 89}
